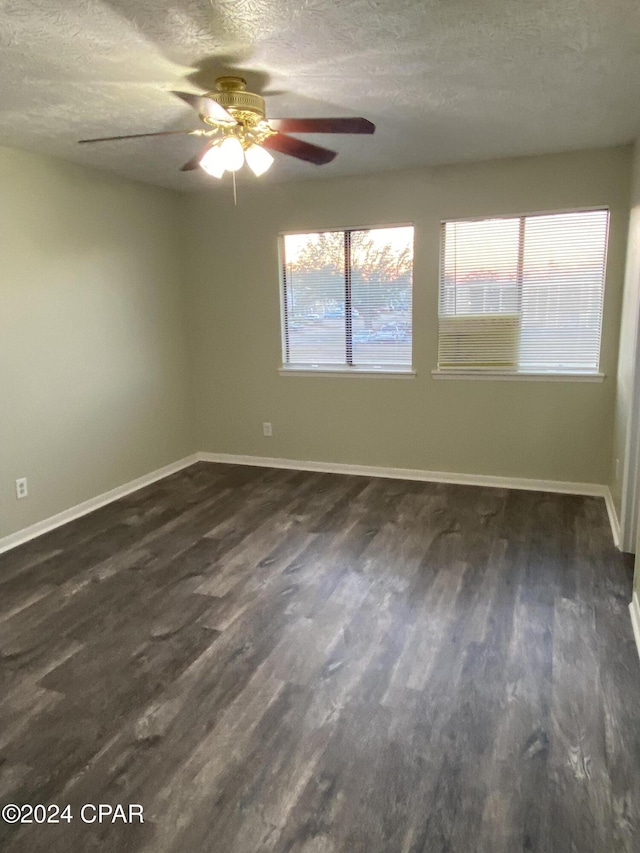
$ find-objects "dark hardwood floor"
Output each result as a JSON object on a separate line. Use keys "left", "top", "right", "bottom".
{"left": 1, "top": 462, "right": 639, "bottom": 852}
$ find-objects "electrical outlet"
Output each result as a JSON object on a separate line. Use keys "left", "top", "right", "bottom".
{"left": 16, "top": 477, "right": 28, "bottom": 499}
{"left": 263, "top": 422, "right": 273, "bottom": 437}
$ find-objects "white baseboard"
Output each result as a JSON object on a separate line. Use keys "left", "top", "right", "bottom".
{"left": 200, "top": 452, "right": 624, "bottom": 546}
{"left": 0, "top": 450, "right": 617, "bottom": 556}
{"left": 604, "top": 487, "right": 622, "bottom": 550}
{"left": 0, "top": 455, "right": 200, "bottom": 555}
{"left": 196, "top": 451, "right": 608, "bottom": 498}
{"left": 630, "top": 592, "right": 640, "bottom": 663}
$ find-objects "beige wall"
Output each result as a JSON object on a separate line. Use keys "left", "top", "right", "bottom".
{"left": 185, "top": 147, "right": 631, "bottom": 485}
{"left": 0, "top": 146, "right": 191, "bottom": 538}
{"left": 0, "top": 144, "right": 632, "bottom": 544}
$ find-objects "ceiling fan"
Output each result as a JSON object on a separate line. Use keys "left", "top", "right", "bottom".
{"left": 79, "top": 76, "right": 375, "bottom": 179}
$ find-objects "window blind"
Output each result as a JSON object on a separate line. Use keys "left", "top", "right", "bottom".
{"left": 282, "top": 226, "right": 413, "bottom": 371}
{"left": 439, "top": 209, "right": 609, "bottom": 373}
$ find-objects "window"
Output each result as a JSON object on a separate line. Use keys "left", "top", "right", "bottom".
{"left": 438, "top": 209, "right": 609, "bottom": 375}
{"left": 281, "top": 226, "right": 414, "bottom": 373}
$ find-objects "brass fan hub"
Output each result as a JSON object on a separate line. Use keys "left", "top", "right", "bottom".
{"left": 203, "top": 76, "right": 266, "bottom": 127}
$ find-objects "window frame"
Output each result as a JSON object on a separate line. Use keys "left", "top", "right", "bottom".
{"left": 435, "top": 205, "right": 610, "bottom": 381}
{"left": 278, "top": 223, "right": 415, "bottom": 377}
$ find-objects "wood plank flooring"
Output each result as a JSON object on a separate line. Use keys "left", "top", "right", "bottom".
{"left": 1, "top": 462, "right": 639, "bottom": 852}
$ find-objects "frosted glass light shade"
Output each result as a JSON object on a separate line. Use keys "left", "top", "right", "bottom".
{"left": 219, "top": 136, "right": 245, "bottom": 172}
{"left": 245, "top": 144, "right": 274, "bottom": 177}
{"left": 199, "top": 145, "right": 226, "bottom": 178}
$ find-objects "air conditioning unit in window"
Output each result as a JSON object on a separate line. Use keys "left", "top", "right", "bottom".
{"left": 438, "top": 313, "right": 521, "bottom": 369}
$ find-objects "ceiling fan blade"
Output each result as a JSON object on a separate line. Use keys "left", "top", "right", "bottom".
{"left": 268, "top": 117, "right": 375, "bottom": 135}
{"left": 79, "top": 129, "right": 199, "bottom": 144}
{"left": 262, "top": 133, "right": 336, "bottom": 165}
{"left": 172, "top": 91, "right": 236, "bottom": 124}
{"left": 180, "top": 141, "right": 214, "bottom": 172}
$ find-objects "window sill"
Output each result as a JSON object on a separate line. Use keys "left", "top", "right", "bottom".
{"left": 431, "top": 369, "right": 605, "bottom": 382}
{"left": 279, "top": 366, "right": 416, "bottom": 379}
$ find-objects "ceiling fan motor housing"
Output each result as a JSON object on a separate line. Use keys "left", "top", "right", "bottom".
{"left": 204, "top": 76, "right": 266, "bottom": 127}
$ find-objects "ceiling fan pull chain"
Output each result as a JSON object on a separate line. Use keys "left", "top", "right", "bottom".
{"left": 232, "top": 170, "right": 237, "bottom": 206}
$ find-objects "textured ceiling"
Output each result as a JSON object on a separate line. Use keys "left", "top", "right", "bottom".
{"left": 1, "top": 0, "right": 640, "bottom": 190}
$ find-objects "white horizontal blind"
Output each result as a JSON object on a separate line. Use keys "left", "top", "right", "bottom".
{"left": 439, "top": 209, "right": 609, "bottom": 373}
{"left": 282, "top": 226, "right": 413, "bottom": 370}
{"left": 283, "top": 231, "right": 346, "bottom": 364}
{"left": 519, "top": 211, "right": 608, "bottom": 370}
{"left": 350, "top": 228, "right": 413, "bottom": 367}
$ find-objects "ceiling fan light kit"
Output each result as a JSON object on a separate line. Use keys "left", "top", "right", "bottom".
{"left": 218, "top": 135, "right": 245, "bottom": 172}
{"left": 199, "top": 143, "right": 226, "bottom": 178}
{"left": 78, "top": 75, "right": 375, "bottom": 188}
{"left": 245, "top": 143, "right": 275, "bottom": 177}
{"left": 197, "top": 77, "right": 275, "bottom": 178}
{"left": 199, "top": 137, "right": 274, "bottom": 179}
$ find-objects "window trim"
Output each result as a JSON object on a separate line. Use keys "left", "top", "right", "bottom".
{"left": 431, "top": 369, "right": 605, "bottom": 382}
{"left": 440, "top": 204, "right": 610, "bottom": 226}
{"left": 278, "top": 223, "right": 415, "bottom": 374}
{"left": 437, "top": 206, "right": 610, "bottom": 377}
{"left": 280, "top": 366, "right": 416, "bottom": 379}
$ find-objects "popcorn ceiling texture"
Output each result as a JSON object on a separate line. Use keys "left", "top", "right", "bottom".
{"left": 0, "top": 0, "right": 639, "bottom": 190}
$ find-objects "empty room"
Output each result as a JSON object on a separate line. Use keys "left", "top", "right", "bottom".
{"left": 2, "top": 1, "right": 640, "bottom": 851}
